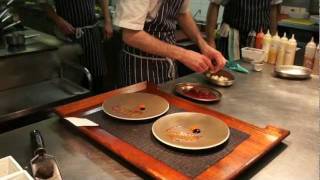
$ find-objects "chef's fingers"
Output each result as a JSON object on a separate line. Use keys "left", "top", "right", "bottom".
{"left": 202, "top": 55, "right": 214, "bottom": 71}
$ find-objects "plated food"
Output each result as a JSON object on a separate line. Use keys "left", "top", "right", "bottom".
{"left": 204, "top": 70, "right": 235, "bottom": 87}
{"left": 175, "top": 83, "right": 222, "bottom": 102}
{"left": 207, "top": 74, "right": 230, "bottom": 82}
{"left": 102, "top": 93, "right": 169, "bottom": 120}
{"left": 152, "top": 112, "right": 230, "bottom": 150}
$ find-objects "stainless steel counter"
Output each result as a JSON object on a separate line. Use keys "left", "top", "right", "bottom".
{"left": 161, "top": 63, "right": 319, "bottom": 180}
{"left": 0, "top": 63, "right": 318, "bottom": 180}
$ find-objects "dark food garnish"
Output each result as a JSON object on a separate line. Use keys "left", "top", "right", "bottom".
{"left": 192, "top": 128, "right": 201, "bottom": 134}
{"left": 139, "top": 104, "right": 146, "bottom": 111}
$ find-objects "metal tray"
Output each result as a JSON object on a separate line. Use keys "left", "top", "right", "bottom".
{"left": 175, "top": 83, "right": 222, "bottom": 102}
{"left": 274, "top": 65, "right": 312, "bottom": 79}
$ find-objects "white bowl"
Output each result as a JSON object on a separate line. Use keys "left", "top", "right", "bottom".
{"left": 0, "top": 156, "right": 23, "bottom": 178}
{"left": 241, "top": 47, "right": 266, "bottom": 63}
{"left": 2, "top": 170, "right": 33, "bottom": 180}
{"left": 252, "top": 62, "right": 264, "bottom": 72}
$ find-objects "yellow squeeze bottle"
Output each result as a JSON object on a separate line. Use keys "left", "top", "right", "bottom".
{"left": 284, "top": 34, "right": 297, "bottom": 65}
{"left": 268, "top": 32, "right": 280, "bottom": 64}
{"left": 276, "top": 33, "right": 288, "bottom": 67}
{"left": 303, "top": 37, "right": 317, "bottom": 69}
{"left": 262, "top": 30, "right": 272, "bottom": 62}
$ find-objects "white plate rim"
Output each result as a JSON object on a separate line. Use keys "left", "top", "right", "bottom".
{"left": 152, "top": 112, "right": 230, "bottom": 150}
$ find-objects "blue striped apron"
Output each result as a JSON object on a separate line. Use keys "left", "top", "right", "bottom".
{"left": 119, "top": 0, "right": 184, "bottom": 87}
{"left": 54, "top": 0, "right": 107, "bottom": 78}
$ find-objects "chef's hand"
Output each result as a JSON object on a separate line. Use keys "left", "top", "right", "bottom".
{"left": 104, "top": 21, "right": 113, "bottom": 39}
{"left": 180, "top": 50, "right": 214, "bottom": 73}
{"left": 201, "top": 44, "right": 226, "bottom": 73}
{"left": 56, "top": 17, "right": 75, "bottom": 35}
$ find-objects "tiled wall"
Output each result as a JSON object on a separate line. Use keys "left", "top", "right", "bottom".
{"left": 189, "top": 0, "right": 224, "bottom": 23}
{"left": 188, "top": 0, "right": 318, "bottom": 23}
{"left": 189, "top": 0, "right": 210, "bottom": 21}
{"left": 283, "top": 0, "right": 311, "bottom": 8}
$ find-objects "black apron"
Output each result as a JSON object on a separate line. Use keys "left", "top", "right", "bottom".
{"left": 218, "top": 0, "right": 271, "bottom": 58}
{"left": 119, "top": 0, "right": 184, "bottom": 87}
{"left": 55, "top": 0, "right": 107, "bottom": 78}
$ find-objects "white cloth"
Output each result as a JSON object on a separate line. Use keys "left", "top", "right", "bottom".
{"left": 210, "top": 0, "right": 282, "bottom": 5}
{"left": 114, "top": 0, "right": 190, "bottom": 30}
{"left": 65, "top": 117, "right": 99, "bottom": 127}
{"left": 218, "top": 23, "right": 240, "bottom": 60}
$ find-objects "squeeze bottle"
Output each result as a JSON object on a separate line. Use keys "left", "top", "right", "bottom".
{"left": 268, "top": 32, "right": 280, "bottom": 64}
{"left": 262, "top": 30, "right": 272, "bottom": 62}
{"left": 303, "top": 37, "right": 317, "bottom": 69}
{"left": 284, "top": 34, "right": 297, "bottom": 65}
{"left": 276, "top": 33, "right": 288, "bottom": 67}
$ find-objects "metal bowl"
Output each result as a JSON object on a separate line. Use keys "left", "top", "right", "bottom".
{"left": 5, "top": 32, "right": 25, "bottom": 46}
{"left": 175, "top": 82, "right": 222, "bottom": 102}
{"left": 274, "top": 65, "right": 312, "bottom": 79}
{"left": 204, "top": 69, "right": 235, "bottom": 87}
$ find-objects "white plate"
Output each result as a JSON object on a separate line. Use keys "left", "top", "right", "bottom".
{"left": 102, "top": 93, "right": 169, "bottom": 121}
{"left": 152, "top": 112, "right": 230, "bottom": 150}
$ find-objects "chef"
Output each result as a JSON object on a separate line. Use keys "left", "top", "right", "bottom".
{"left": 39, "top": 0, "right": 113, "bottom": 92}
{"left": 206, "top": 0, "right": 282, "bottom": 58}
{"left": 114, "top": 0, "right": 226, "bottom": 87}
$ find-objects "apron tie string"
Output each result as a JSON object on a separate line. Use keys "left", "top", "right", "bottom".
{"left": 75, "top": 22, "right": 99, "bottom": 39}
{"left": 122, "top": 49, "right": 176, "bottom": 79}
{"left": 166, "top": 58, "right": 175, "bottom": 79}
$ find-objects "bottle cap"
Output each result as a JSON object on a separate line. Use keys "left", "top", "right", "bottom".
{"left": 281, "top": 33, "right": 288, "bottom": 41}
{"left": 263, "top": 30, "right": 272, "bottom": 41}
{"left": 272, "top": 32, "right": 280, "bottom": 41}
{"left": 288, "top": 34, "right": 297, "bottom": 44}
{"left": 306, "top": 36, "right": 316, "bottom": 47}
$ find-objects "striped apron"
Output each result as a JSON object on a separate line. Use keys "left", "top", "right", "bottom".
{"left": 55, "top": 0, "right": 107, "bottom": 79}
{"left": 119, "top": 0, "right": 184, "bottom": 87}
{"left": 217, "top": 0, "right": 271, "bottom": 58}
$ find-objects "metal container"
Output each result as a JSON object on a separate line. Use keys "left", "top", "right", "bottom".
{"left": 5, "top": 33, "right": 40, "bottom": 46}
{"left": 204, "top": 69, "right": 235, "bottom": 87}
{"left": 175, "top": 82, "right": 222, "bottom": 102}
{"left": 274, "top": 65, "right": 312, "bottom": 79}
{"left": 5, "top": 32, "right": 24, "bottom": 46}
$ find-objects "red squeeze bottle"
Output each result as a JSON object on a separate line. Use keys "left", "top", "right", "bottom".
{"left": 255, "top": 29, "right": 264, "bottom": 49}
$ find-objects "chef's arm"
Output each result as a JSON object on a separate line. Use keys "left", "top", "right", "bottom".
{"left": 122, "top": 29, "right": 214, "bottom": 72}
{"left": 177, "top": 11, "right": 208, "bottom": 52}
{"left": 98, "top": 0, "right": 113, "bottom": 38}
{"left": 206, "top": 3, "right": 220, "bottom": 47}
{"left": 40, "top": 2, "right": 75, "bottom": 34}
{"left": 40, "top": 3, "right": 61, "bottom": 23}
{"left": 98, "top": 0, "right": 112, "bottom": 25}
{"left": 176, "top": 10, "right": 226, "bottom": 70}
{"left": 270, "top": 4, "right": 281, "bottom": 35}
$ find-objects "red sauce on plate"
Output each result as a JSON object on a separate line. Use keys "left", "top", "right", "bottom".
{"left": 182, "top": 87, "right": 217, "bottom": 99}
